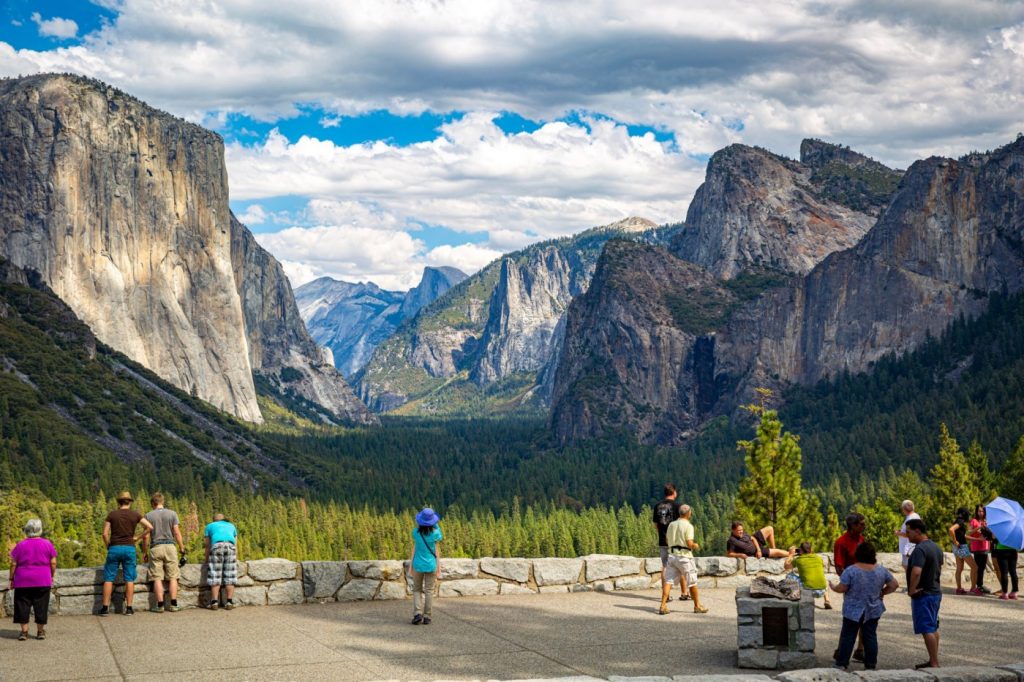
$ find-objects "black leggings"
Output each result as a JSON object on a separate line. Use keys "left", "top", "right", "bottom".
{"left": 973, "top": 551, "right": 989, "bottom": 588}
{"left": 13, "top": 587, "right": 50, "bottom": 625}
{"left": 994, "top": 548, "right": 1019, "bottom": 594}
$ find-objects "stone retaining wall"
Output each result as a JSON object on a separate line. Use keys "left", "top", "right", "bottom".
{"left": 0, "top": 552, "right": 973, "bottom": 617}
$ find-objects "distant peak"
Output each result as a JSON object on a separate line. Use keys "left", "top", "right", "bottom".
{"left": 589, "top": 216, "right": 658, "bottom": 235}
{"left": 799, "top": 138, "right": 896, "bottom": 173}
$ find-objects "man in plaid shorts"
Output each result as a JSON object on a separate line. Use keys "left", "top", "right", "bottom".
{"left": 204, "top": 513, "right": 238, "bottom": 610}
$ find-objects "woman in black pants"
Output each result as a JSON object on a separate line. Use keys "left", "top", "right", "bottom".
{"left": 993, "top": 540, "right": 1019, "bottom": 600}
{"left": 969, "top": 505, "right": 992, "bottom": 593}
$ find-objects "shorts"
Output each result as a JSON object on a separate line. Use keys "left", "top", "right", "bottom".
{"left": 207, "top": 542, "right": 238, "bottom": 586}
{"left": 13, "top": 587, "right": 51, "bottom": 625}
{"left": 663, "top": 555, "right": 697, "bottom": 587}
{"left": 787, "top": 571, "right": 825, "bottom": 598}
{"left": 659, "top": 546, "right": 669, "bottom": 566}
{"left": 953, "top": 544, "right": 972, "bottom": 559}
{"left": 149, "top": 543, "right": 181, "bottom": 581}
{"left": 911, "top": 592, "right": 941, "bottom": 634}
{"left": 103, "top": 545, "right": 138, "bottom": 582}
{"left": 753, "top": 530, "right": 769, "bottom": 551}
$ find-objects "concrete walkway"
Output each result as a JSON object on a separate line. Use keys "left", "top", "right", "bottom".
{"left": 1, "top": 587, "right": 1022, "bottom": 681}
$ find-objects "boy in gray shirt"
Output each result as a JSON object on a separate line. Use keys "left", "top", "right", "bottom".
{"left": 142, "top": 492, "right": 185, "bottom": 612}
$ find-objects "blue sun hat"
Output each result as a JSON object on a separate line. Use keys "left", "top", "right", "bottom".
{"left": 415, "top": 507, "right": 440, "bottom": 526}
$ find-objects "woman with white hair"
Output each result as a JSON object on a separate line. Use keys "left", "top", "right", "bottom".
{"left": 8, "top": 518, "right": 57, "bottom": 641}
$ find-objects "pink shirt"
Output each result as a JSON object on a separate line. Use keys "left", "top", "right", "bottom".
{"left": 10, "top": 537, "right": 56, "bottom": 588}
{"left": 970, "top": 518, "right": 990, "bottom": 552}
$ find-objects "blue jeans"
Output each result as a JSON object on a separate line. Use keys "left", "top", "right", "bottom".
{"left": 103, "top": 545, "right": 138, "bottom": 582}
{"left": 835, "top": 615, "right": 879, "bottom": 669}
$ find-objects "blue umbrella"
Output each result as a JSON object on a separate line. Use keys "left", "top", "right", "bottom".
{"left": 986, "top": 497, "right": 1024, "bottom": 550}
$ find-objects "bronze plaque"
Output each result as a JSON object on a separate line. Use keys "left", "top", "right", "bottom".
{"left": 762, "top": 607, "right": 789, "bottom": 647}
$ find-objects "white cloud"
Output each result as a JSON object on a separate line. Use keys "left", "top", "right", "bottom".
{"left": 235, "top": 204, "right": 267, "bottom": 226}
{"left": 425, "top": 243, "right": 502, "bottom": 275}
{"left": 30, "top": 12, "right": 78, "bottom": 40}
{"left": 225, "top": 114, "right": 699, "bottom": 241}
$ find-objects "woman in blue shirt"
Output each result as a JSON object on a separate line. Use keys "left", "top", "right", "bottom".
{"left": 829, "top": 542, "right": 900, "bottom": 670}
{"left": 407, "top": 507, "right": 442, "bottom": 625}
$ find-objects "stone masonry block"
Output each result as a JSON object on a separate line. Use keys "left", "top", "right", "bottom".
{"left": 775, "top": 669, "right": 858, "bottom": 681}
{"left": 737, "top": 624, "right": 762, "bottom": 648}
{"left": 246, "top": 558, "right": 298, "bottom": 582}
{"left": 439, "top": 578, "right": 499, "bottom": 597}
{"left": 178, "top": 563, "right": 206, "bottom": 588}
{"left": 737, "top": 648, "right": 779, "bottom": 669}
{"left": 533, "top": 558, "right": 584, "bottom": 585}
{"left": 924, "top": 668, "right": 1017, "bottom": 682}
{"left": 541, "top": 585, "right": 571, "bottom": 593}
{"left": 795, "top": 629, "right": 815, "bottom": 652}
{"left": 777, "top": 652, "right": 820, "bottom": 670}
{"left": 232, "top": 585, "right": 268, "bottom": 606}
{"left": 876, "top": 552, "right": 903, "bottom": 573}
{"left": 376, "top": 581, "right": 407, "bottom": 600}
{"left": 583, "top": 554, "right": 643, "bottom": 581}
{"left": 996, "top": 665, "right": 1024, "bottom": 682}
{"left": 480, "top": 557, "right": 530, "bottom": 583}
{"left": 348, "top": 560, "right": 405, "bottom": 580}
{"left": 437, "top": 558, "right": 479, "bottom": 580}
{"left": 337, "top": 579, "right": 379, "bottom": 602}
{"left": 614, "top": 576, "right": 651, "bottom": 591}
{"left": 609, "top": 677, "right": 671, "bottom": 682}
{"left": 57, "top": 585, "right": 102, "bottom": 596}
{"left": 674, "top": 676, "right": 775, "bottom": 682}
{"left": 696, "top": 556, "right": 739, "bottom": 576}
{"left": 267, "top": 580, "right": 303, "bottom": 605}
{"left": 500, "top": 583, "right": 536, "bottom": 595}
{"left": 57, "top": 592, "right": 100, "bottom": 616}
{"left": 301, "top": 561, "right": 347, "bottom": 599}
{"left": 855, "top": 670, "right": 934, "bottom": 681}
{"left": 53, "top": 567, "right": 104, "bottom": 588}
{"left": 644, "top": 557, "right": 663, "bottom": 574}
{"left": 743, "top": 557, "right": 787, "bottom": 575}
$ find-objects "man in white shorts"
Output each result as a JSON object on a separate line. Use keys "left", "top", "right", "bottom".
{"left": 658, "top": 505, "right": 708, "bottom": 614}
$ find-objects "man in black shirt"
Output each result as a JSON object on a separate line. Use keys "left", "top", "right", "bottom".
{"left": 652, "top": 484, "right": 685, "bottom": 599}
{"left": 906, "top": 518, "right": 943, "bottom": 669}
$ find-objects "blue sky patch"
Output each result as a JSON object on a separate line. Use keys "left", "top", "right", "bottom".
{"left": 222, "top": 108, "right": 463, "bottom": 147}
{"left": 0, "top": 0, "right": 114, "bottom": 49}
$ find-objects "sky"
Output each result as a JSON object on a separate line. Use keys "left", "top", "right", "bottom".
{"left": 2, "top": 1, "right": 1023, "bottom": 290}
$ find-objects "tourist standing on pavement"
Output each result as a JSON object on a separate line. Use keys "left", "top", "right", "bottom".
{"left": 8, "top": 519, "right": 56, "bottom": 641}
{"left": 99, "top": 491, "right": 153, "bottom": 616}
{"left": 834, "top": 512, "right": 866, "bottom": 577}
{"left": 204, "top": 513, "right": 238, "bottom": 610}
{"left": 142, "top": 492, "right": 185, "bottom": 612}
{"left": 829, "top": 542, "right": 899, "bottom": 671}
{"left": 652, "top": 484, "right": 686, "bottom": 600}
{"left": 948, "top": 507, "right": 979, "bottom": 595}
{"left": 906, "top": 518, "right": 943, "bottom": 670}
{"left": 991, "top": 535, "right": 1019, "bottom": 600}
{"left": 658, "top": 505, "right": 708, "bottom": 615}
{"left": 785, "top": 542, "right": 832, "bottom": 609}
{"left": 408, "top": 507, "right": 442, "bottom": 625}
{"left": 969, "top": 505, "right": 991, "bottom": 594}
{"left": 895, "top": 500, "right": 921, "bottom": 580}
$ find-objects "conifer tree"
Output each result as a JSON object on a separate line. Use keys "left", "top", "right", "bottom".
{"left": 735, "top": 389, "right": 827, "bottom": 549}
{"left": 1001, "top": 436, "right": 1024, "bottom": 502}
{"left": 965, "top": 440, "right": 998, "bottom": 504}
{"left": 926, "top": 423, "right": 982, "bottom": 532}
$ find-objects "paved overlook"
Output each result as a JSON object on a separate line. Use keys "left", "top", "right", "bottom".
{"left": 2, "top": 552, "right": 1024, "bottom": 679}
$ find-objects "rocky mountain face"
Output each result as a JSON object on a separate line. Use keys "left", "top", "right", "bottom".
{"left": 0, "top": 74, "right": 370, "bottom": 425}
{"left": 357, "top": 217, "right": 663, "bottom": 414}
{"left": 551, "top": 137, "right": 1024, "bottom": 444}
{"left": 230, "top": 215, "right": 375, "bottom": 424}
{"left": 672, "top": 141, "right": 901, "bottom": 279}
{"left": 295, "top": 266, "right": 465, "bottom": 378}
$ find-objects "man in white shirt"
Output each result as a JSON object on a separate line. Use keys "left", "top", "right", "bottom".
{"left": 896, "top": 500, "right": 922, "bottom": 577}
{"left": 658, "top": 505, "right": 708, "bottom": 615}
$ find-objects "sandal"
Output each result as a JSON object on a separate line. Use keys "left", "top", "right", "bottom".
{"left": 657, "top": 606, "right": 670, "bottom": 615}
{"left": 693, "top": 605, "right": 709, "bottom": 614}
{"left": 18, "top": 632, "right": 28, "bottom": 641}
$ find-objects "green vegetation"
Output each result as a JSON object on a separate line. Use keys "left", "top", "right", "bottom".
{"left": 664, "top": 267, "right": 792, "bottom": 335}
{"left": 811, "top": 160, "right": 903, "bottom": 213}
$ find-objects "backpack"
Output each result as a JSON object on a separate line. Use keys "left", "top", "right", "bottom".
{"left": 655, "top": 501, "right": 676, "bottom": 528}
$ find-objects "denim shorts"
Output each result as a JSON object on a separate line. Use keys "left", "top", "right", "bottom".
{"left": 911, "top": 592, "right": 941, "bottom": 634}
{"left": 103, "top": 545, "right": 138, "bottom": 582}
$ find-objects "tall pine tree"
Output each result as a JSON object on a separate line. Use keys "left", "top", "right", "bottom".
{"left": 735, "top": 391, "right": 828, "bottom": 549}
{"left": 926, "top": 423, "right": 982, "bottom": 533}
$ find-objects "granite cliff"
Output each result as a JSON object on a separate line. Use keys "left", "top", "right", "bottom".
{"left": 672, "top": 141, "right": 900, "bottom": 279}
{"left": 551, "top": 137, "right": 1024, "bottom": 444}
{"left": 295, "top": 266, "right": 465, "bottom": 378}
{"left": 0, "top": 74, "right": 371, "bottom": 425}
{"left": 357, "top": 217, "right": 664, "bottom": 414}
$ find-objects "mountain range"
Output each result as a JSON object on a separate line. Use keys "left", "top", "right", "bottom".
{"left": 294, "top": 266, "right": 466, "bottom": 378}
